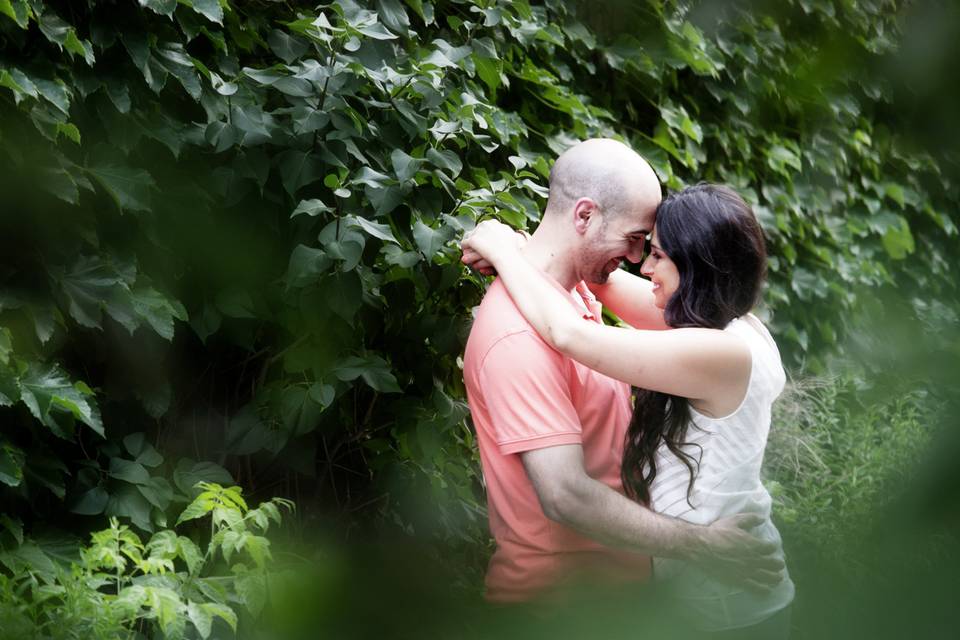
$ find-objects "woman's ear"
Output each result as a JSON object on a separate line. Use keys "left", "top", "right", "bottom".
{"left": 572, "top": 197, "right": 598, "bottom": 235}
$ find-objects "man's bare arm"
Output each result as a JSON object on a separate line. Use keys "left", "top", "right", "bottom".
{"left": 588, "top": 269, "right": 669, "bottom": 330}
{"left": 523, "top": 444, "right": 784, "bottom": 588}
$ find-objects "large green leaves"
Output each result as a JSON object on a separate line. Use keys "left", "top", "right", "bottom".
{"left": 18, "top": 365, "right": 103, "bottom": 438}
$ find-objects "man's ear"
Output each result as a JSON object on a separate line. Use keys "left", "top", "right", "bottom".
{"left": 572, "top": 198, "right": 598, "bottom": 235}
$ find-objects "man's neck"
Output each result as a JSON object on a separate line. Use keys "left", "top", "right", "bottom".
{"left": 522, "top": 221, "right": 579, "bottom": 291}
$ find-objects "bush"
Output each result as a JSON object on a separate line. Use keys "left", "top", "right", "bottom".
{"left": 0, "top": 483, "right": 293, "bottom": 639}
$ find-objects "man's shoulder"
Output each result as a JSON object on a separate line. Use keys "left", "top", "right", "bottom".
{"left": 464, "top": 280, "right": 557, "bottom": 374}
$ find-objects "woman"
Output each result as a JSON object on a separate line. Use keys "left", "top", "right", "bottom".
{"left": 461, "top": 183, "right": 794, "bottom": 637}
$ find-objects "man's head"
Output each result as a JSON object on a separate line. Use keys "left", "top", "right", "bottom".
{"left": 543, "top": 138, "right": 661, "bottom": 284}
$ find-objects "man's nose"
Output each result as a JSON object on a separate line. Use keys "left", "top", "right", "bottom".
{"left": 626, "top": 240, "right": 646, "bottom": 264}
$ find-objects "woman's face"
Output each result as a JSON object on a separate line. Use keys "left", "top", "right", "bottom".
{"left": 640, "top": 227, "right": 680, "bottom": 309}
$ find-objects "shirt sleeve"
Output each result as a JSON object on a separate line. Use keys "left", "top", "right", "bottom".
{"left": 476, "top": 329, "right": 583, "bottom": 455}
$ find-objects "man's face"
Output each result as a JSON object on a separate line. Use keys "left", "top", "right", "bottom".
{"left": 577, "top": 203, "right": 656, "bottom": 285}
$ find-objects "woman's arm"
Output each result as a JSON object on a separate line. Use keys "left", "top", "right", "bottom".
{"left": 589, "top": 269, "right": 669, "bottom": 330}
{"left": 462, "top": 221, "right": 751, "bottom": 406}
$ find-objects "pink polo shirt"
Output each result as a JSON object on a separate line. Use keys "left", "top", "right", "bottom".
{"left": 464, "top": 275, "right": 651, "bottom": 602}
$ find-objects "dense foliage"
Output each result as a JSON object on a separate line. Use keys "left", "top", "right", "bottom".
{"left": 0, "top": 0, "right": 957, "bottom": 636}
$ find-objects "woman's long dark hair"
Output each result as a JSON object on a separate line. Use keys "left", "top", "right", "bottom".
{"left": 621, "top": 183, "right": 768, "bottom": 505}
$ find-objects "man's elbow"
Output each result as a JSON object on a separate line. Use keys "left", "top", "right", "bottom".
{"left": 536, "top": 482, "right": 583, "bottom": 525}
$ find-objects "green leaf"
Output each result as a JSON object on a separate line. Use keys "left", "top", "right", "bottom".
{"left": 349, "top": 215, "right": 400, "bottom": 244}
{"left": 188, "top": 601, "right": 214, "bottom": 639}
{"left": 285, "top": 245, "right": 332, "bottom": 288}
{"left": 0, "top": 328, "right": 11, "bottom": 366}
{"left": 130, "top": 286, "right": 187, "bottom": 340}
{"left": 291, "top": 198, "right": 333, "bottom": 218}
{"left": 881, "top": 216, "right": 915, "bottom": 260}
{"left": 325, "top": 271, "right": 363, "bottom": 322}
{"left": 55, "top": 255, "right": 125, "bottom": 329}
{"left": 0, "top": 514, "right": 23, "bottom": 545}
{"left": 426, "top": 148, "right": 462, "bottom": 177}
{"left": 33, "top": 77, "right": 71, "bottom": 114}
{"left": 173, "top": 460, "right": 233, "bottom": 497}
{"left": 377, "top": 0, "right": 410, "bottom": 34}
{"left": 0, "top": 0, "right": 31, "bottom": 28}
{"left": 107, "top": 483, "right": 154, "bottom": 531}
{"left": 176, "top": 494, "right": 215, "bottom": 525}
{"left": 0, "top": 443, "right": 25, "bottom": 487}
{"left": 278, "top": 150, "right": 324, "bottom": 195}
{"left": 308, "top": 383, "right": 335, "bottom": 408}
{"left": 139, "top": 0, "right": 177, "bottom": 16}
{"left": 88, "top": 163, "right": 156, "bottom": 212}
{"left": 178, "top": 536, "right": 203, "bottom": 574}
{"left": 56, "top": 122, "right": 81, "bottom": 144}
{"left": 138, "top": 476, "right": 174, "bottom": 509}
{"left": 19, "top": 365, "right": 104, "bottom": 437}
{"left": 215, "top": 288, "right": 256, "bottom": 319}
{"left": 236, "top": 572, "right": 266, "bottom": 616}
{"left": 413, "top": 219, "right": 454, "bottom": 261}
{"left": 332, "top": 355, "right": 401, "bottom": 393}
{"left": 391, "top": 148, "right": 424, "bottom": 182}
{"left": 124, "top": 432, "right": 164, "bottom": 467}
{"left": 181, "top": 0, "right": 223, "bottom": 24}
{"left": 280, "top": 385, "right": 325, "bottom": 436}
{"left": 268, "top": 29, "right": 308, "bottom": 64}
{"left": 109, "top": 458, "right": 151, "bottom": 485}
{"left": 70, "top": 486, "right": 109, "bottom": 515}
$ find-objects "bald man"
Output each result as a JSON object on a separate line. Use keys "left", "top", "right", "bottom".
{"left": 462, "top": 139, "right": 780, "bottom": 602}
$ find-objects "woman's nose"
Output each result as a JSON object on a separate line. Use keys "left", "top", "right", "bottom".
{"left": 640, "top": 255, "right": 654, "bottom": 276}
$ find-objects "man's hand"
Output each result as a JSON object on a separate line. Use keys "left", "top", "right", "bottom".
{"left": 460, "top": 220, "right": 529, "bottom": 276}
{"left": 691, "top": 513, "right": 786, "bottom": 591}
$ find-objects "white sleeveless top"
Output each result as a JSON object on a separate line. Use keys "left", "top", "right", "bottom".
{"left": 648, "top": 314, "right": 794, "bottom": 631}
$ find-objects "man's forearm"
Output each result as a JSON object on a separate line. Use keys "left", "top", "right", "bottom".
{"left": 548, "top": 475, "right": 707, "bottom": 561}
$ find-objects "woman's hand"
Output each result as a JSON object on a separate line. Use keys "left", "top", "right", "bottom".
{"left": 460, "top": 220, "right": 528, "bottom": 276}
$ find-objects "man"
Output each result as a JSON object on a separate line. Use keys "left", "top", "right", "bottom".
{"left": 462, "top": 138, "right": 781, "bottom": 602}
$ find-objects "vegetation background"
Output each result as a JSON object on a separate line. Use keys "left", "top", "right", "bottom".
{"left": 1, "top": 0, "right": 957, "bottom": 637}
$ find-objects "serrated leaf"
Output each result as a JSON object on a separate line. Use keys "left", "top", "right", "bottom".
{"left": 0, "top": 0, "right": 31, "bottom": 28}
{"left": 130, "top": 286, "right": 187, "bottom": 340}
{"left": 178, "top": 536, "right": 203, "bottom": 574}
{"left": 88, "top": 163, "right": 156, "bottom": 212}
{"left": 188, "top": 601, "right": 214, "bottom": 639}
{"left": 236, "top": 572, "right": 266, "bottom": 616}
{"left": 19, "top": 365, "right": 104, "bottom": 437}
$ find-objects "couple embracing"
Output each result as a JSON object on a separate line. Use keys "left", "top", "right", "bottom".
{"left": 460, "top": 139, "right": 794, "bottom": 637}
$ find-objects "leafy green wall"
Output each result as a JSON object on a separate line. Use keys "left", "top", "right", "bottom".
{"left": 0, "top": 0, "right": 956, "bottom": 550}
